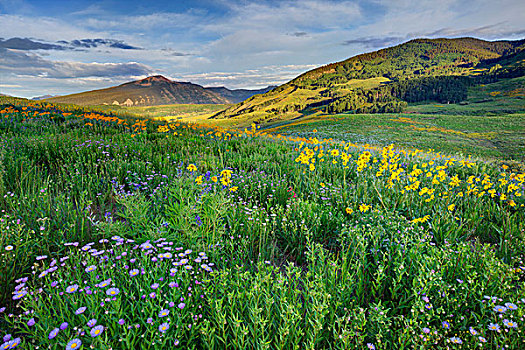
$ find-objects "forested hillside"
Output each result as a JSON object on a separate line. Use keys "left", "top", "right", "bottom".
{"left": 213, "top": 38, "right": 525, "bottom": 123}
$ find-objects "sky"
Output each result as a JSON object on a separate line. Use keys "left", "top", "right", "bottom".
{"left": 1, "top": 0, "right": 524, "bottom": 98}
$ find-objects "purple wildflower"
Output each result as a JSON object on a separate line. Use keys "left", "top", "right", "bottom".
{"left": 98, "top": 279, "right": 111, "bottom": 288}
{"left": 12, "top": 290, "right": 27, "bottom": 300}
{"left": 159, "top": 309, "right": 170, "bottom": 317}
{"left": 159, "top": 322, "right": 170, "bottom": 333}
{"left": 493, "top": 305, "right": 507, "bottom": 313}
{"left": 503, "top": 319, "right": 518, "bottom": 328}
{"left": 48, "top": 328, "right": 59, "bottom": 339}
{"left": 505, "top": 302, "right": 518, "bottom": 310}
{"left": 60, "top": 322, "right": 68, "bottom": 330}
{"left": 106, "top": 288, "right": 120, "bottom": 296}
{"left": 66, "top": 338, "right": 82, "bottom": 350}
{"left": 488, "top": 323, "right": 500, "bottom": 331}
{"left": 66, "top": 284, "right": 79, "bottom": 293}
{"left": 90, "top": 325, "right": 104, "bottom": 337}
{"left": 75, "top": 306, "right": 86, "bottom": 315}
{"left": 87, "top": 319, "right": 97, "bottom": 327}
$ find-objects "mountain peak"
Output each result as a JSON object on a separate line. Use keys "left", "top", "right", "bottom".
{"left": 135, "top": 75, "right": 173, "bottom": 85}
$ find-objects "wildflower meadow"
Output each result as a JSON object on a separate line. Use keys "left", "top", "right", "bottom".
{"left": 0, "top": 97, "right": 524, "bottom": 349}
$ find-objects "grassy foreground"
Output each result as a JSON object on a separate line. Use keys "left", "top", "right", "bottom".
{"left": 0, "top": 97, "right": 524, "bottom": 349}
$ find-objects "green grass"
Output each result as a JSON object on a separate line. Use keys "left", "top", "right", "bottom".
{"left": 0, "top": 98, "right": 524, "bottom": 349}
{"left": 97, "top": 103, "right": 231, "bottom": 120}
{"left": 269, "top": 113, "right": 525, "bottom": 166}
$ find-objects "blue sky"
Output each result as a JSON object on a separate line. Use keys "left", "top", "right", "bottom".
{"left": 1, "top": 0, "right": 524, "bottom": 98}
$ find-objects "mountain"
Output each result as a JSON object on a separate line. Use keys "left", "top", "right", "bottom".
{"left": 45, "top": 76, "right": 275, "bottom": 106}
{"left": 32, "top": 94, "right": 57, "bottom": 100}
{"left": 212, "top": 37, "right": 525, "bottom": 125}
{"left": 207, "top": 86, "right": 277, "bottom": 103}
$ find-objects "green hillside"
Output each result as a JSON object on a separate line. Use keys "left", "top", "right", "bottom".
{"left": 212, "top": 37, "right": 525, "bottom": 125}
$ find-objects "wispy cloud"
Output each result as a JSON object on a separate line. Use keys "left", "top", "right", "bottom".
{"left": 0, "top": 37, "right": 64, "bottom": 50}
{"left": 0, "top": 37, "right": 142, "bottom": 51}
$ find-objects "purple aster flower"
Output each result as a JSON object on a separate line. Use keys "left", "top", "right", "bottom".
{"left": 449, "top": 337, "right": 462, "bottom": 344}
{"left": 66, "top": 284, "right": 79, "bottom": 293}
{"left": 422, "top": 327, "right": 430, "bottom": 334}
{"left": 505, "top": 302, "right": 518, "bottom": 310}
{"left": 178, "top": 303, "right": 186, "bottom": 309}
{"left": 129, "top": 269, "right": 139, "bottom": 277}
{"left": 3, "top": 334, "right": 11, "bottom": 342}
{"left": 118, "top": 319, "right": 125, "bottom": 325}
{"left": 493, "top": 305, "right": 507, "bottom": 313}
{"left": 75, "top": 306, "right": 86, "bottom": 315}
{"left": 98, "top": 279, "right": 111, "bottom": 288}
{"left": 147, "top": 318, "right": 153, "bottom": 324}
{"left": 106, "top": 288, "right": 120, "bottom": 296}
{"left": 85, "top": 265, "right": 96, "bottom": 273}
{"left": 159, "top": 309, "right": 170, "bottom": 318}
{"left": 366, "top": 344, "right": 376, "bottom": 350}
{"left": 90, "top": 325, "right": 104, "bottom": 337}
{"left": 169, "top": 302, "right": 175, "bottom": 308}
{"left": 169, "top": 282, "right": 178, "bottom": 288}
{"left": 149, "top": 292, "right": 156, "bottom": 299}
{"left": 60, "top": 322, "right": 68, "bottom": 330}
{"left": 503, "top": 319, "right": 518, "bottom": 328}
{"left": 469, "top": 327, "right": 478, "bottom": 335}
{"left": 48, "top": 328, "right": 59, "bottom": 339}
{"left": 159, "top": 322, "right": 170, "bottom": 333}
{"left": 479, "top": 336, "right": 487, "bottom": 343}
{"left": 442, "top": 321, "right": 450, "bottom": 329}
{"left": 87, "top": 319, "right": 97, "bottom": 327}
{"left": 12, "top": 290, "right": 27, "bottom": 300}
{"left": 8, "top": 338, "right": 21, "bottom": 348}
{"left": 27, "top": 318, "right": 35, "bottom": 327}
{"left": 0, "top": 341, "right": 10, "bottom": 349}
{"left": 151, "top": 283, "right": 159, "bottom": 289}
{"left": 66, "top": 338, "right": 82, "bottom": 350}
{"left": 488, "top": 323, "right": 500, "bottom": 331}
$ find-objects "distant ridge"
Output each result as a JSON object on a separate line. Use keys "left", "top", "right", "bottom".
{"left": 32, "top": 94, "right": 57, "bottom": 100}
{"left": 45, "top": 75, "right": 275, "bottom": 106}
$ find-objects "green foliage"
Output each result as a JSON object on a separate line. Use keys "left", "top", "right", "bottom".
{"left": 0, "top": 99, "right": 524, "bottom": 349}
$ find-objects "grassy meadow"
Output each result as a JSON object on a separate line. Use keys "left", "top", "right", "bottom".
{"left": 0, "top": 96, "right": 524, "bottom": 349}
